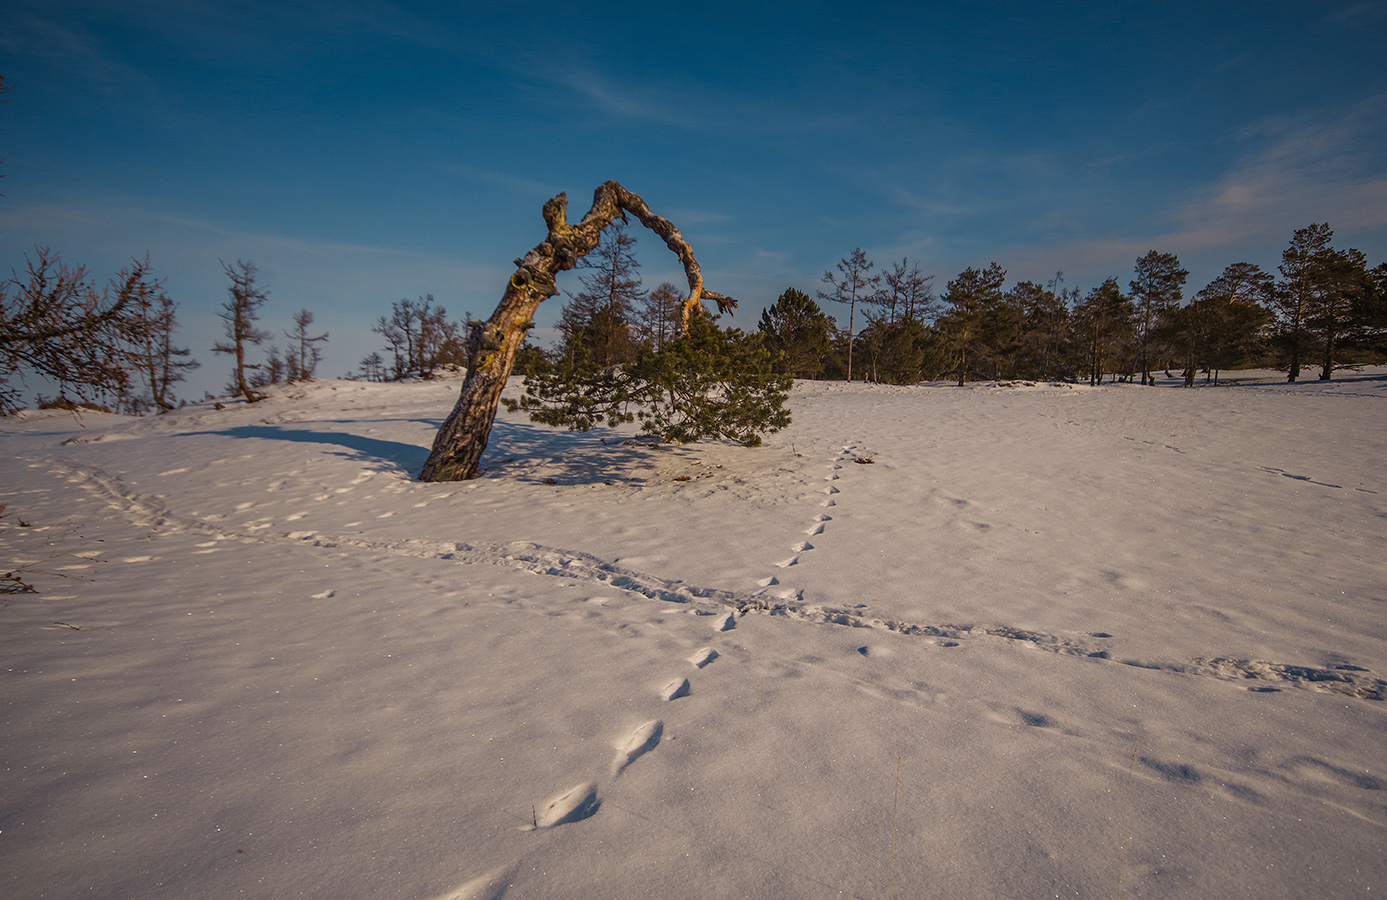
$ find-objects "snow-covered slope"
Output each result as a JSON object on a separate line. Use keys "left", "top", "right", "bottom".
{"left": 3, "top": 370, "right": 1385, "bottom": 899}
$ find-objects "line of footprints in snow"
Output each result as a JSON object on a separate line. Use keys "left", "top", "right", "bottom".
{"left": 522, "top": 639, "right": 721, "bottom": 831}
{"left": 523, "top": 444, "right": 865, "bottom": 831}
{"left": 768, "top": 443, "right": 863, "bottom": 584}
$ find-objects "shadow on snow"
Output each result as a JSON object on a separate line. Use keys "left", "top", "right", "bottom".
{"left": 180, "top": 418, "right": 678, "bottom": 487}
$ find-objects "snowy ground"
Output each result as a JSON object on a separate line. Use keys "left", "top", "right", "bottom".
{"left": 3, "top": 369, "right": 1385, "bottom": 900}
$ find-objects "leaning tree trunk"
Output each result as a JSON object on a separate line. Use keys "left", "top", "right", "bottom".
{"left": 418, "top": 181, "right": 736, "bottom": 482}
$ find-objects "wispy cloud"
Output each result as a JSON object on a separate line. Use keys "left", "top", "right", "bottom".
{"left": 1, "top": 8, "right": 158, "bottom": 96}
{"left": 1328, "top": 2, "right": 1387, "bottom": 23}
{"left": 0, "top": 198, "right": 508, "bottom": 312}
{"left": 995, "top": 95, "right": 1387, "bottom": 286}
{"left": 1169, "top": 94, "right": 1387, "bottom": 244}
{"left": 436, "top": 163, "right": 556, "bottom": 199}
{"left": 560, "top": 69, "right": 674, "bottom": 123}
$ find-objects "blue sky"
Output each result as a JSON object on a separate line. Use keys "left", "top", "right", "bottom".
{"left": 4, "top": 0, "right": 1386, "bottom": 398}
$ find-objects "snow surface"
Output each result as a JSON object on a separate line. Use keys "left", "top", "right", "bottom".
{"left": 3, "top": 369, "right": 1385, "bottom": 900}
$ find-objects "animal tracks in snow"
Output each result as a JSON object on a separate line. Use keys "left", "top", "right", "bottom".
{"left": 660, "top": 677, "right": 691, "bottom": 701}
{"left": 51, "top": 457, "right": 1387, "bottom": 702}
{"left": 759, "top": 446, "right": 861, "bottom": 603}
{"left": 524, "top": 580, "right": 728, "bottom": 843}
{"left": 613, "top": 719, "right": 664, "bottom": 774}
{"left": 526, "top": 781, "right": 600, "bottom": 830}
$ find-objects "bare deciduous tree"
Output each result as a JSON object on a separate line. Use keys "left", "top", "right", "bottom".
{"left": 819, "top": 249, "right": 879, "bottom": 382}
{"left": 636, "top": 282, "right": 687, "bottom": 352}
{"left": 419, "top": 181, "right": 735, "bottom": 482}
{"left": 212, "top": 260, "right": 270, "bottom": 401}
{"left": 285, "top": 308, "right": 327, "bottom": 381}
{"left": 372, "top": 296, "right": 459, "bottom": 379}
{"left": 559, "top": 220, "right": 643, "bottom": 367}
{"left": 127, "top": 269, "right": 197, "bottom": 412}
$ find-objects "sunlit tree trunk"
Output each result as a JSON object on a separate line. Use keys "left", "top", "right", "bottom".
{"left": 419, "top": 181, "right": 735, "bottom": 482}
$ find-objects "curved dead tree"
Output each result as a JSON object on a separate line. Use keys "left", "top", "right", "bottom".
{"left": 418, "top": 181, "right": 736, "bottom": 482}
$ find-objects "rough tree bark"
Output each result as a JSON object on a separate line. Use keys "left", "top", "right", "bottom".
{"left": 418, "top": 181, "right": 736, "bottom": 482}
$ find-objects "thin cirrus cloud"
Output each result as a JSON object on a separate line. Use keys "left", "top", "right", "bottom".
{"left": 1170, "top": 96, "right": 1387, "bottom": 245}
{"left": 910, "top": 93, "right": 1387, "bottom": 290}
{"left": 0, "top": 10, "right": 156, "bottom": 97}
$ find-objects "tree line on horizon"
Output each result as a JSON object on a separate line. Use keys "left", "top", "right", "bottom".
{"left": 4, "top": 221, "right": 1384, "bottom": 416}
{"left": 503, "top": 221, "right": 1387, "bottom": 389}
{"left": 764, "top": 227, "right": 1381, "bottom": 387}
{"left": 766, "top": 223, "right": 1386, "bottom": 387}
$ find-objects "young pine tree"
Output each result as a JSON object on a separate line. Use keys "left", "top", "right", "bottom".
{"left": 759, "top": 288, "right": 833, "bottom": 379}
{"left": 1071, "top": 278, "right": 1136, "bottom": 386}
{"left": 509, "top": 314, "right": 791, "bottom": 447}
{"left": 937, "top": 262, "right": 1008, "bottom": 385}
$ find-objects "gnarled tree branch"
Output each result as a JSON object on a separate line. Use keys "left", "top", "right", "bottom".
{"left": 418, "top": 181, "right": 735, "bottom": 482}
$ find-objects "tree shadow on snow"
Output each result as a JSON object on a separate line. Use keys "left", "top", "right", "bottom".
{"left": 478, "top": 418, "right": 676, "bottom": 486}
{"left": 183, "top": 420, "right": 692, "bottom": 486}
{"left": 180, "top": 425, "right": 429, "bottom": 476}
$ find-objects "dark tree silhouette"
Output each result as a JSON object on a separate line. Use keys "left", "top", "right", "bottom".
{"left": 938, "top": 262, "right": 1007, "bottom": 385}
{"left": 1, "top": 248, "right": 151, "bottom": 413}
{"left": 1130, "top": 251, "right": 1188, "bottom": 385}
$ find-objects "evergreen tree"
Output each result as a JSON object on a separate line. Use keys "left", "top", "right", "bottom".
{"left": 249, "top": 345, "right": 287, "bottom": 389}
{"left": 1007, "top": 278, "right": 1071, "bottom": 380}
{"left": 1177, "top": 262, "right": 1275, "bottom": 383}
{"left": 357, "top": 351, "right": 387, "bottom": 382}
{"left": 1071, "top": 278, "right": 1135, "bottom": 385}
{"left": 511, "top": 339, "right": 550, "bottom": 376}
{"left": 1129, "top": 251, "right": 1189, "bottom": 384}
{"left": 508, "top": 314, "right": 791, "bottom": 447}
{"left": 818, "top": 248, "right": 879, "bottom": 381}
{"left": 1159, "top": 295, "right": 1271, "bottom": 386}
{"left": 857, "top": 313, "right": 934, "bottom": 384}
{"left": 1306, "top": 246, "right": 1370, "bottom": 380}
{"left": 1357, "top": 263, "right": 1387, "bottom": 358}
{"left": 758, "top": 287, "right": 832, "bottom": 378}
{"left": 1272, "top": 225, "right": 1339, "bottom": 382}
{"left": 1200, "top": 262, "right": 1274, "bottom": 306}
{"left": 937, "top": 262, "right": 1007, "bottom": 385}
